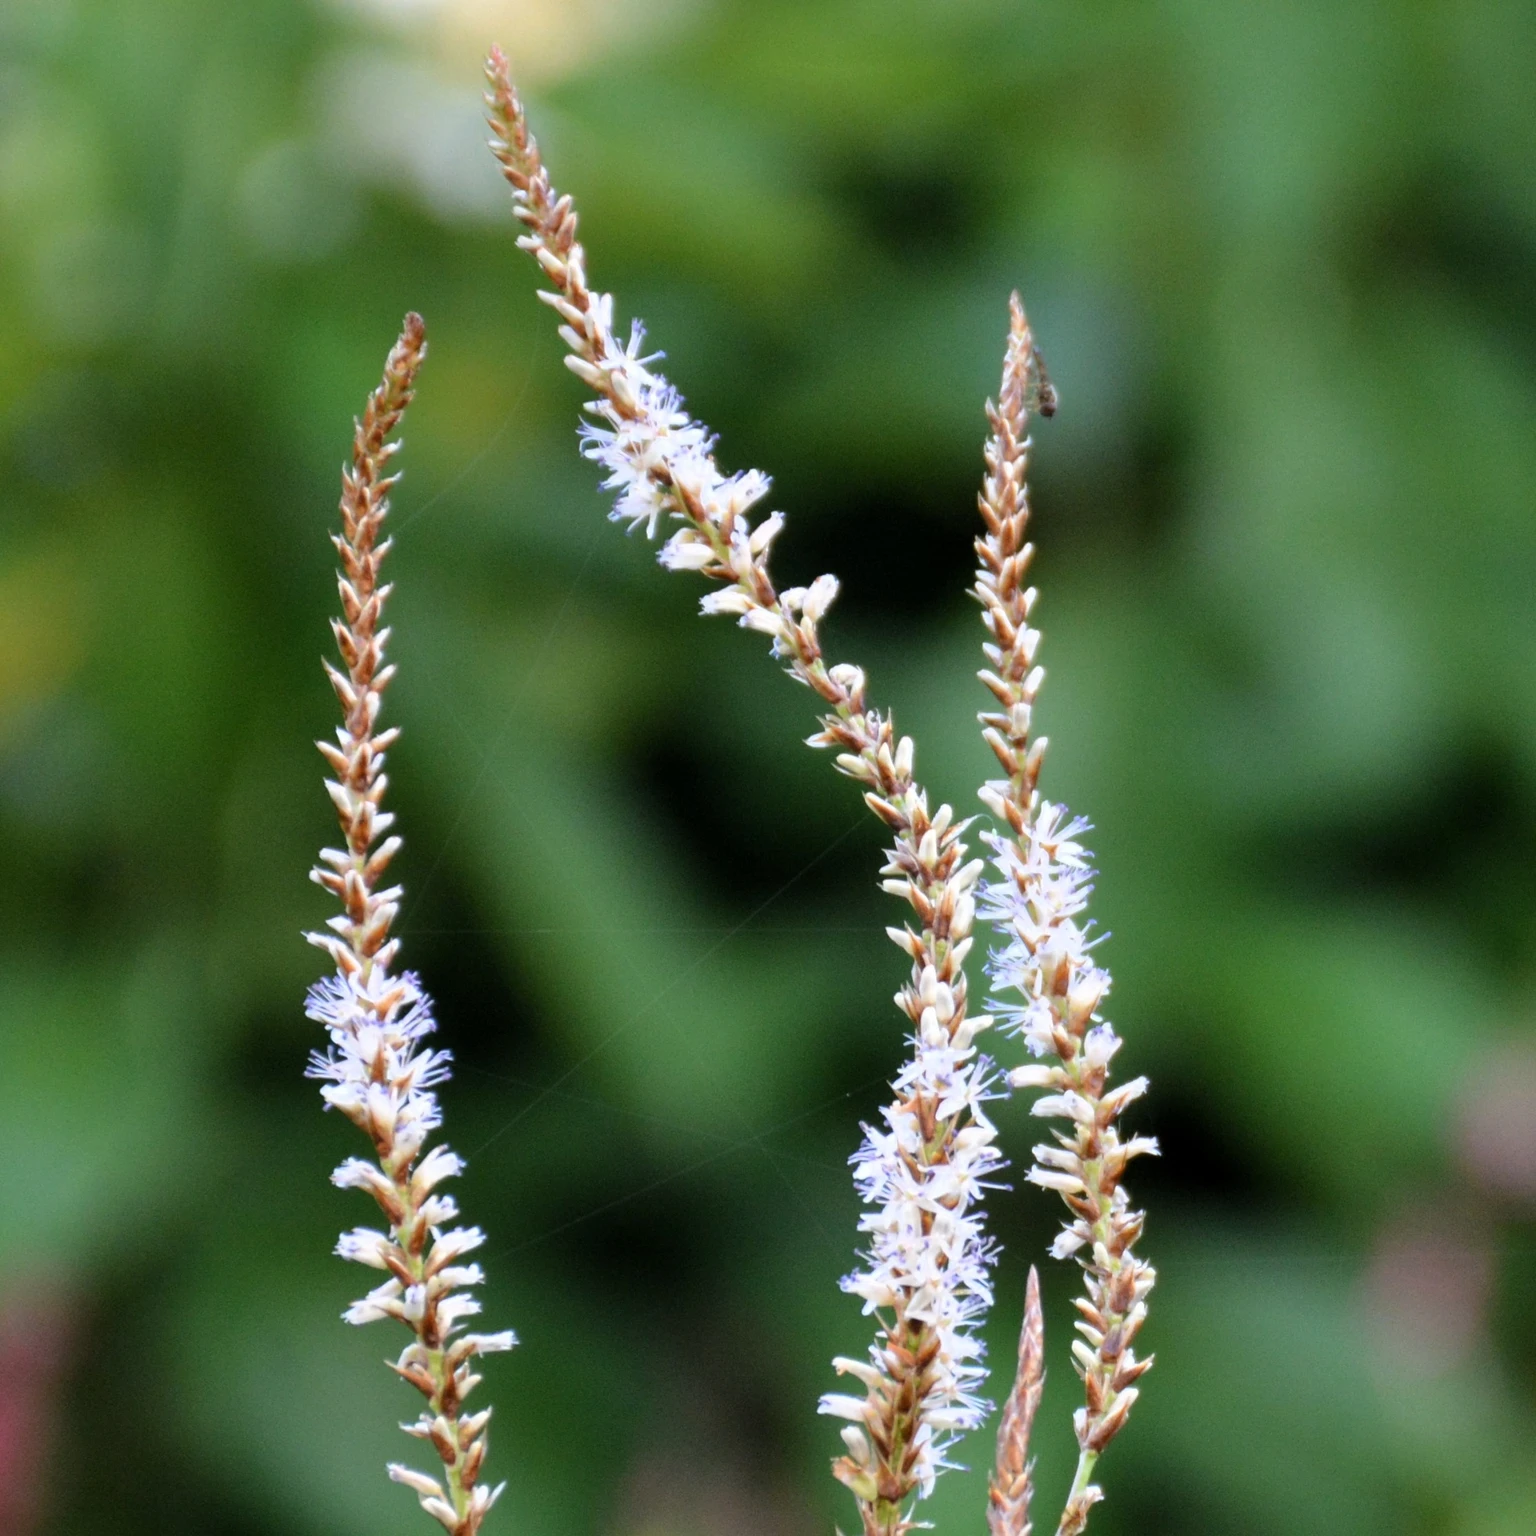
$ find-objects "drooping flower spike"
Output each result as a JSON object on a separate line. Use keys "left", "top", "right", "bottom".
{"left": 305, "top": 313, "right": 513, "bottom": 1536}
{"left": 484, "top": 52, "right": 1004, "bottom": 1534}
{"left": 973, "top": 296, "right": 1157, "bottom": 1536}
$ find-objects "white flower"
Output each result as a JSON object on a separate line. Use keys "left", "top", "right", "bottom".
{"left": 426, "top": 1226, "right": 484, "bottom": 1264}
{"left": 1083, "top": 1022, "right": 1122, "bottom": 1068}
{"left": 436, "top": 1293, "right": 484, "bottom": 1330}
{"left": 657, "top": 530, "right": 714, "bottom": 570}
{"left": 336, "top": 1227, "right": 395, "bottom": 1268}
{"left": 697, "top": 588, "right": 754, "bottom": 618}
{"left": 466, "top": 1330, "right": 518, "bottom": 1354}
{"left": 833, "top": 1026, "right": 1004, "bottom": 1493}
{"left": 817, "top": 1394, "right": 871, "bottom": 1423}
{"left": 576, "top": 347, "right": 724, "bottom": 540}
{"left": 344, "top": 1278, "right": 405, "bottom": 1326}
{"left": 412, "top": 1145, "right": 465, "bottom": 1195}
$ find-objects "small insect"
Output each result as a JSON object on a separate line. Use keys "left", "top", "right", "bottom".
{"left": 1027, "top": 345, "right": 1058, "bottom": 419}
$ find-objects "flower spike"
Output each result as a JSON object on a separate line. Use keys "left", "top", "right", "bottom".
{"left": 485, "top": 51, "right": 1004, "bottom": 1533}
{"left": 988, "top": 1266, "right": 1046, "bottom": 1536}
{"left": 306, "top": 314, "right": 512, "bottom": 1536}
{"left": 973, "top": 295, "right": 1157, "bottom": 1536}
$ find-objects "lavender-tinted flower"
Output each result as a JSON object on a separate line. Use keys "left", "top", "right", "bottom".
{"left": 972, "top": 297, "right": 1156, "bottom": 1536}
{"left": 484, "top": 54, "right": 1000, "bottom": 1533}
{"left": 306, "top": 314, "right": 512, "bottom": 1536}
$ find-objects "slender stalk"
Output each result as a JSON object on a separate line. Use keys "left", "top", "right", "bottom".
{"left": 972, "top": 296, "right": 1157, "bottom": 1536}
{"left": 305, "top": 314, "right": 513, "bottom": 1536}
{"left": 483, "top": 53, "right": 1003, "bottom": 1533}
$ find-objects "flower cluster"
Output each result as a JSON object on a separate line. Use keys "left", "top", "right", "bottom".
{"left": 972, "top": 297, "right": 1156, "bottom": 1535}
{"left": 485, "top": 51, "right": 1003, "bottom": 1534}
{"left": 820, "top": 962, "right": 1004, "bottom": 1524}
{"left": 305, "top": 313, "right": 512, "bottom": 1536}
{"left": 485, "top": 55, "right": 838, "bottom": 670}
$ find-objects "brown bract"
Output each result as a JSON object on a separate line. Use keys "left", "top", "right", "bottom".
{"left": 312, "top": 313, "right": 423, "bottom": 978}
{"left": 988, "top": 1266, "right": 1045, "bottom": 1536}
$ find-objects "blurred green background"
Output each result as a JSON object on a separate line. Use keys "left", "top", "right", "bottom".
{"left": 3, "top": 0, "right": 1536, "bottom": 1531}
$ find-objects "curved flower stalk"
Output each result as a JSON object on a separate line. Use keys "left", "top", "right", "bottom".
{"left": 972, "top": 297, "right": 1157, "bottom": 1536}
{"left": 484, "top": 51, "right": 1001, "bottom": 1533}
{"left": 306, "top": 313, "right": 514, "bottom": 1536}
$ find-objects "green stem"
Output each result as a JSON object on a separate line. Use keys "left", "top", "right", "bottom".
{"left": 1057, "top": 1448, "right": 1099, "bottom": 1535}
